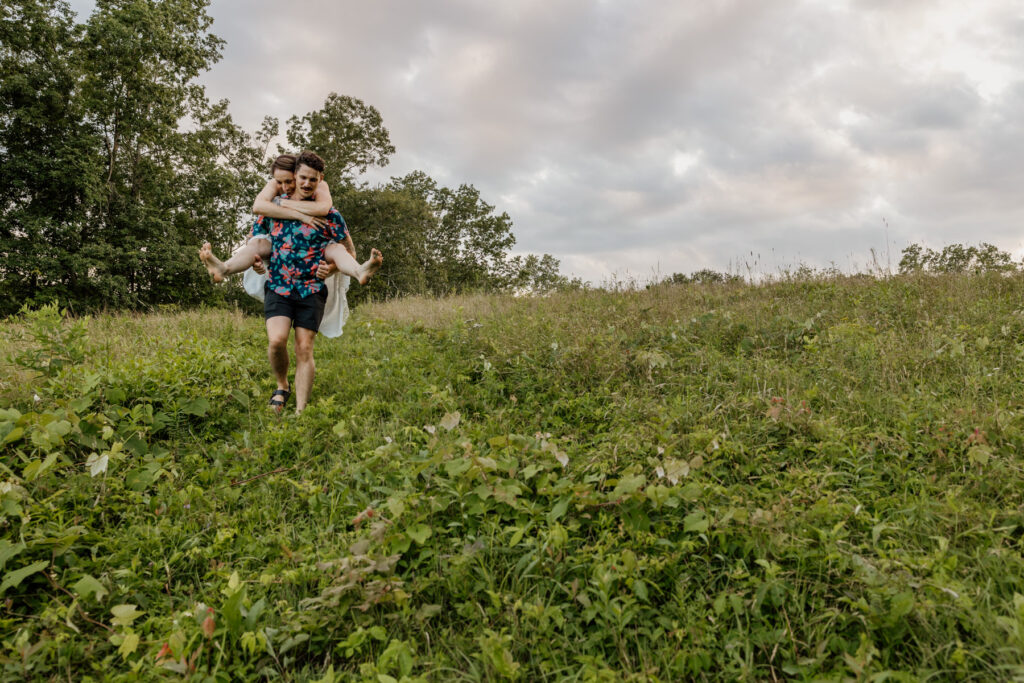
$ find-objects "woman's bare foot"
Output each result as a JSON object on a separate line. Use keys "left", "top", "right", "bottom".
{"left": 355, "top": 248, "right": 383, "bottom": 285}
{"left": 199, "top": 242, "right": 227, "bottom": 283}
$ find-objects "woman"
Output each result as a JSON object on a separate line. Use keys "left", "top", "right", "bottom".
{"left": 199, "top": 154, "right": 351, "bottom": 337}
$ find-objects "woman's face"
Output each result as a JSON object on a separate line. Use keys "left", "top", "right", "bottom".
{"left": 273, "top": 168, "right": 296, "bottom": 197}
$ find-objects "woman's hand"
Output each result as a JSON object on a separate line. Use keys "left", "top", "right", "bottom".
{"left": 302, "top": 215, "right": 328, "bottom": 230}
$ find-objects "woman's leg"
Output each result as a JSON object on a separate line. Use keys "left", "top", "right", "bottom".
{"left": 323, "top": 243, "right": 383, "bottom": 285}
{"left": 200, "top": 239, "right": 271, "bottom": 282}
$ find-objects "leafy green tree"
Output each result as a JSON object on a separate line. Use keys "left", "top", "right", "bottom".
{"left": 285, "top": 93, "right": 396, "bottom": 189}
{"left": 504, "top": 253, "right": 581, "bottom": 293}
{"left": 76, "top": 0, "right": 229, "bottom": 306}
{"left": 654, "top": 269, "right": 742, "bottom": 288}
{"left": 0, "top": 0, "right": 267, "bottom": 314}
{"left": 0, "top": 0, "right": 99, "bottom": 314}
{"left": 334, "top": 185, "right": 435, "bottom": 305}
{"left": 386, "top": 171, "right": 518, "bottom": 292}
{"left": 0, "top": 7, "right": 547, "bottom": 314}
{"left": 899, "top": 243, "right": 1018, "bottom": 274}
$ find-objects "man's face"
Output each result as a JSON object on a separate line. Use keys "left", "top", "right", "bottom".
{"left": 273, "top": 168, "right": 296, "bottom": 197}
{"left": 293, "top": 164, "right": 321, "bottom": 200}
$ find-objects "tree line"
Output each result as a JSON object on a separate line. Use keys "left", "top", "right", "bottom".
{"left": 0, "top": 0, "right": 572, "bottom": 317}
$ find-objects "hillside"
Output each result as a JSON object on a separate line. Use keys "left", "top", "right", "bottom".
{"left": 3, "top": 272, "right": 1024, "bottom": 680}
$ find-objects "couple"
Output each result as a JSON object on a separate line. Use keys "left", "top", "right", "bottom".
{"left": 200, "top": 150, "right": 382, "bottom": 414}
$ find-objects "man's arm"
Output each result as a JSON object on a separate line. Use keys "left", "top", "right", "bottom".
{"left": 277, "top": 180, "right": 333, "bottom": 217}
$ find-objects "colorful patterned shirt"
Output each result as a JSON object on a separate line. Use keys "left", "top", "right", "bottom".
{"left": 251, "top": 207, "right": 348, "bottom": 299}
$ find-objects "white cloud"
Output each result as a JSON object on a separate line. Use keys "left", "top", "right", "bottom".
{"left": 65, "top": 0, "right": 1024, "bottom": 283}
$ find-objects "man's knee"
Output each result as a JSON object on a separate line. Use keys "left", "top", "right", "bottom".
{"left": 267, "top": 333, "right": 289, "bottom": 352}
{"left": 294, "top": 334, "right": 315, "bottom": 361}
{"left": 295, "top": 343, "right": 314, "bottom": 362}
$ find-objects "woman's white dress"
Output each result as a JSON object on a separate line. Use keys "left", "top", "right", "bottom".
{"left": 242, "top": 267, "right": 350, "bottom": 338}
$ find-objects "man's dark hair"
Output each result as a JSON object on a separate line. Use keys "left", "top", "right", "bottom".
{"left": 270, "top": 154, "right": 296, "bottom": 173}
{"left": 294, "top": 150, "right": 325, "bottom": 175}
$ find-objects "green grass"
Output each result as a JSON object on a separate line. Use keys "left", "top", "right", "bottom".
{"left": 4, "top": 271, "right": 1024, "bottom": 680}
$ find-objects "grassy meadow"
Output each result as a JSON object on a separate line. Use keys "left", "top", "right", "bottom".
{"left": 4, "top": 272, "right": 1024, "bottom": 680}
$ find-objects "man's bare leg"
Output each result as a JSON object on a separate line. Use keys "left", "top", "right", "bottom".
{"left": 200, "top": 239, "right": 272, "bottom": 283}
{"left": 293, "top": 327, "right": 317, "bottom": 413}
{"left": 323, "top": 243, "right": 383, "bottom": 286}
{"left": 266, "top": 316, "right": 292, "bottom": 411}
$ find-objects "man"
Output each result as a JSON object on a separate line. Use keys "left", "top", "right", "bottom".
{"left": 249, "top": 150, "right": 382, "bottom": 413}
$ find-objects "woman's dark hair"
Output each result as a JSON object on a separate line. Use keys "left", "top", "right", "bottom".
{"left": 270, "top": 154, "right": 296, "bottom": 173}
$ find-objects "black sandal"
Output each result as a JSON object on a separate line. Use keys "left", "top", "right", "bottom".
{"left": 268, "top": 388, "right": 290, "bottom": 413}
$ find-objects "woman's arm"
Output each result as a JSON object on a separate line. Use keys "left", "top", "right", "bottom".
{"left": 252, "top": 178, "right": 284, "bottom": 216}
{"left": 251, "top": 179, "right": 326, "bottom": 226}
{"left": 255, "top": 203, "right": 328, "bottom": 227}
{"left": 277, "top": 180, "right": 333, "bottom": 217}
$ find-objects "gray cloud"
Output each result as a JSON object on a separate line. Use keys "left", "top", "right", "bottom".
{"left": 66, "top": 0, "right": 1024, "bottom": 281}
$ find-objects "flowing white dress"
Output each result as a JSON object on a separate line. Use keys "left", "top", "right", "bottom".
{"left": 242, "top": 266, "right": 350, "bottom": 338}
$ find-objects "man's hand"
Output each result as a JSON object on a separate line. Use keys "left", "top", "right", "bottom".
{"left": 316, "top": 260, "right": 338, "bottom": 280}
{"left": 252, "top": 254, "right": 266, "bottom": 275}
{"left": 303, "top": 215, "right": 328, "bottom": 229}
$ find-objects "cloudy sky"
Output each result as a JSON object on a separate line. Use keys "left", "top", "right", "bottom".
{"left": 69, "top": 0, "right": 1024, "bottom": 283}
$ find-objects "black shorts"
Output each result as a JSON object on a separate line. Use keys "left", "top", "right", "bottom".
{"left": 263, "top": 285, "right": 328, "bottom": 332}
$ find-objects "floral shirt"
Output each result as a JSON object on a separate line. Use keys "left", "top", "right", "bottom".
{"left": 251, "top": 207, "right": 348, "bottom": 299}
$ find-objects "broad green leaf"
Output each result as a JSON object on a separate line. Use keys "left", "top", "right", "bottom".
{"left": 386, "top": 496, "right": 406, "bottom": 518}
{"left": 679, "top": 483, "right": 703, "bottom": 501}
{"left": 244, "top": 598, "right": 266, "bottom": 631}
{"left": 663, "top": 458, "right": 689, "bottom": 484}
{"left": 445, "top": 457, "right": 472, "bottom": 478}
{"left": 548, "top": 497, "right": 570, "bottom": 523}
{"left": 0, "top": 560, "right": 50, "bottom": 595}
{"left": 521, "top": 464, "right": 541, "bottom": 480}
{"left": 86, "top": 452, "right": 109, "bottom": 477}
{"left": 968, "top": 445, "right": 991, "bottom": 467}
{"left": 312, "top": 664, "right": 335, "bottom": 683}
{"left": 118, "top": 632, "right": 140, "bottom": 659}
{"left": 73, "top": 574, "right": 108, "bottom": 602}
{"left": 45, "top": 420, "right": 72, "bottom": 438}
{"left": 440, "top": 411, "right": 461, "bottom": 431}
{"left": 182, "top": 397, "right": 210, "bottom": 416}
{"left": 124, "top": 434, "right": 148, "bottom": 457}
{"left": 110, "top": 604, "right": 143, "bottom": 627}
{"left": 613, "top": 474, "right": 646, "bottom": 497}
{"left": 0, "top": 540, "right": 25, "bottom": 572}
{"left": 890, "top": 591, "right": 914, "bottom": 619}
{"left": 415, "top": 604, "right": 443, "bottom": 621}
{"left": 407, "top": 524, "right": 432, "bottom": 544}
{"left": 223, "top": 586, "right": 245, "bottom": 634}
{"left": 69, "top": 396, "right": 93, "bottom": 413}
{"left": 684, "top": 511, "right": 709, "bottom": 534}
{"left": 24, "top": 451, "right": 60, "bottom": 481}
{"left": 2, "top": 427, "right": 24, "bottom": 445}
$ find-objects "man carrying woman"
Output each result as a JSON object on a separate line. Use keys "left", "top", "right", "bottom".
{"left": 200, "top": 150, "right": 382, "bottom": 413}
